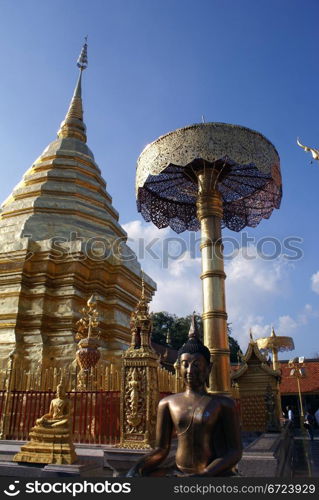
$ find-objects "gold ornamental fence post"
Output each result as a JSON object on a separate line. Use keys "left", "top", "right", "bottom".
{"left": 119, "top": 276, "right": 160, "bottom": 449}
{"left": 0, "top": 349, "right": 16, "bottom": 440}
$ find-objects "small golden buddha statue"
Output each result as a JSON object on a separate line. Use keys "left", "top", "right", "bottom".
{"left": 127, "top": 316, "right": 242, "bottom": 477}
{"left": 36, "top": 384, "right": 70, "bottom": 428}
{"left": 13, "top": 383, "right": 77, "bottom": 465}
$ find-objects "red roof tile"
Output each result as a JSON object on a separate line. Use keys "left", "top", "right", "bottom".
{"left": 279, "top": 360, "right": 319, "bottom": 394}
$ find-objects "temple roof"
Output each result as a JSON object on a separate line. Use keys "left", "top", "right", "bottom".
{"left": 231, "top": 335, "right": 280, "bottom": 380}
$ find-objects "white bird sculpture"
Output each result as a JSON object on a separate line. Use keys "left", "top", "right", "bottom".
{"left": 297, "top": 138, "right": 319, "bottom": 161}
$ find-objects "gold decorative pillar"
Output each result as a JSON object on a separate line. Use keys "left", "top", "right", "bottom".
{"left": 196, "top": 169, "right": 230, "bottom": 395}
{"left": 119, "top": 278, "right": 159, "bottom": 449}
{"left": 0, "top": 348, "right": 16, "bottom": 439}
{"left": 75, "top": 295, "right": 101, "bottom": 390}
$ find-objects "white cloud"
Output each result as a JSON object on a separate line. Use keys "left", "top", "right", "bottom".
{"left": 278, "top": 315, "right": 298, "bottom": 334}
{"left": 226, "top": 246, "right": 289, "bottom": 293}
{"left": 123, "top": 221, "right": 201, "bottom": 316}
{"left": 247, "top": 320, "right": 270, "bottom": 339}
{"left": 311, "top": 271, "right": 319, "bottom": 294}
{"left": 123, "top": 220, "right": 170, "bottom": 246}
{"left": 297, "top": 303, "right": 319, "bottom": 325}
{"left": 224, "top": 246, "right": 291, "bottom": 349}
{"left": 122, "top": 221, "right": 311, "bottom": 353}
{"left": 151, "top": 274, "right": 202, "bottom": 317}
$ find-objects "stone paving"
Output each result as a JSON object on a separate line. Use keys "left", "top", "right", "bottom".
{"left": 0, "top": 434, "right": 318, "bottom": 477}
{"left": 293, "top": 432, "right": 319, "bottom": 478}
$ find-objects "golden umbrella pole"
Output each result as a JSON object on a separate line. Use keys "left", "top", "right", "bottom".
{"left": 197, "top": 170, "right": 230, "bottom": 394}
{"left": 271, "top": 346, "right": 284, "bottom": 423}
{"left": 288, "top": 357, "right": 306, "bottom": 427}
{"left": 296, "top": 376, "right": 304, "bottom": 420}
{"left": 271, "top": 346, "right": 279, "bottom": 371}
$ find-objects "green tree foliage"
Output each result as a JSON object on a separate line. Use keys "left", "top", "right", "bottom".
{"left": 151, "top": 311, "right": 242, "bottom": 363}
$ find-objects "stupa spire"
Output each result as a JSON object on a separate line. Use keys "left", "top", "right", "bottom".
{"left": 57, "top": 38, "right": 88, "bottom": 143}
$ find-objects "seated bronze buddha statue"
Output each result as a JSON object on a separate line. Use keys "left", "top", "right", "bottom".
{"left": 127, "top": 318, "right": 242, "bottom": 477}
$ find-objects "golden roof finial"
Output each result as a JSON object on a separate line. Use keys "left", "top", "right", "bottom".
{"left": 87, "top": 293, "right": 97, "bottom": 308}
{"left": 270, "top": 325, "right": 276, "bottom": 337}
{"left": 297, "top": 138, "right": 319, "bottom": 161}
{"left": 141, "top": 270, "right": 145, "bottom": 300}
{"left": 249, "top": 328, "right": 254, "bottom": 341}
{"left": 57, "top": 37, "right": 88, "bottom": 143}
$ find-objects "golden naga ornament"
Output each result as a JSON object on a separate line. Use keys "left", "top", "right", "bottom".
{"left": 75, "top": 294, "right": 101, "bottom": 390}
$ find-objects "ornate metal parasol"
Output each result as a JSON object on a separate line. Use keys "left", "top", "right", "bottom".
{"left": 136, "top": 123, "right": 282, "bottom": 394}
{"left": 256, "top": 327, "right": 294, "bottom": 371}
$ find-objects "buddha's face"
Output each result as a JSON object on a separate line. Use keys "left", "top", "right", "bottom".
{"left": 180, "top": 353, "right": 210, "bottom": 391}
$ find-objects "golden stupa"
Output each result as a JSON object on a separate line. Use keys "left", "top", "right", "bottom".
{"left": 0, "top": 40, "right": 156, "bottom": 372}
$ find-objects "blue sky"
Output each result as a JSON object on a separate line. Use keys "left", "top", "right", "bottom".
{"left": 0, "top": 0, "right": 319, "bottom": 358}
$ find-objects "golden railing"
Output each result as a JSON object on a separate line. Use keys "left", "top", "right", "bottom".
{"left": 0, "top": 361, "right": 178, "bottom": 444}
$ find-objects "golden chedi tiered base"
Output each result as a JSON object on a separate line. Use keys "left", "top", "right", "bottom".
{"left": 13, "top": 423, "right": 77, "bottom": 465}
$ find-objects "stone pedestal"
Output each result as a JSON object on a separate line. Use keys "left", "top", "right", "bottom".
{"left": 42, "top": 461, "right": 103, "bottom": 477}
{"left": 13, "top": 425, "right": 77, "bottom": 465}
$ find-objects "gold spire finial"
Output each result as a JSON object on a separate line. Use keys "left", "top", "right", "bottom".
{"left": 270, "top": 325, "right": 276, "bottom": 337}
{"left": 249, "top": 328, "right": 254, "bottom": 341}
{"left": 77, "top": 36, "right": 88, "bottom": 71}
{"left": 188, "top": 312, "right": 199, "bottom": 340}
{"left": 57, "top": 38, "right": 88, "bottom": 143}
